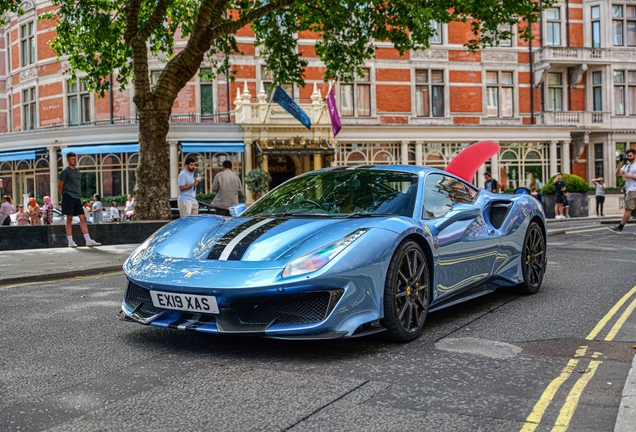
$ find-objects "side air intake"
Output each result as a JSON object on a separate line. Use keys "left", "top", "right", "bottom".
{"left": 489, "top": 202, "right": 512, "bottom": 229}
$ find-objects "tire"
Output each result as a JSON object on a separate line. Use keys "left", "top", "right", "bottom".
{"left": 518, "top": 222, "right": 546, "bottom": 294}
{"left": 380, "top": 240, "right": 431, "bottom": 342}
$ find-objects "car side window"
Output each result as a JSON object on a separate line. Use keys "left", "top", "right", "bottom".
{"left": 423, "top": 174, "right": 476, "bottom": 219}
{"left": 423, "top": 174, "right": 454, "bottom": 219}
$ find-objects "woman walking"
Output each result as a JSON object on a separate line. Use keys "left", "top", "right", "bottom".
{"left": 591, "top": 177, "right": 606, "bottom": 216}
{"left": 1, "top": 195, "right": 15, "bottom": 226}
{"left": 27, "top": 197, "right": 42, "bottom": 225}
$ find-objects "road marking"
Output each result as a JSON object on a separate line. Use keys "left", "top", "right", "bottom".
{"left": 586, "top": 284, "right": 636, "bottom": 340}
{"left": 551, "top": 360, "right": 602, "bottom": 432}
{"left": 605, "top": 293, "right": 636, "bottom": 341}
{"left": 519, "top": 358, "right": 581, "bottom": 432}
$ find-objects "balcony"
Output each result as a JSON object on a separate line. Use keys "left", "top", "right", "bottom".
{"left": 36, "top": 113, "right": 233, "bottom": 130}
{"left": 534, "top": 47, "right": 608, "bottom": 65}
{"left": 537, "top": 111, "right": 610, "bottom": 127}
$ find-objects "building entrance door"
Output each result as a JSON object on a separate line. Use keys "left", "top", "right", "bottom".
{"left": 268, "top": 156, "right": 296, "bottom": 188}
{"left": 14, "top": 172, "right": 35, "bottom": 206}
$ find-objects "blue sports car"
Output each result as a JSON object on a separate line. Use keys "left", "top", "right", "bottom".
{"left": 120, "top": 165, "right": 546, "bottom": 342}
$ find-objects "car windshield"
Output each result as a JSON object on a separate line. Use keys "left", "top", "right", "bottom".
{"left": 243, "top": 169, "right": 419, "bottom": 218}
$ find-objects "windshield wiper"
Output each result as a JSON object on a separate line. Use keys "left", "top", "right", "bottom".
{"left": 344, "top": 212, "right": 398, "bottom": 218}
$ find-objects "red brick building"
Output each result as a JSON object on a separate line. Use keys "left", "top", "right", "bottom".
{"left": 0, "top": 1, "right": 634, "bottom": 207}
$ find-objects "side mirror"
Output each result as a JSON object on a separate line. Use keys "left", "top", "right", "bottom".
{"left": 229, "top": 203, "right": 247, "bottom": 217}
{"left": 434, "top": 204, "right": 480, "bottom": 231}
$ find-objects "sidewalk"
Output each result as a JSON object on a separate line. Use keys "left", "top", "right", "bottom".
{"left": 0, "top": 244, "right": 139, "bottom": 286}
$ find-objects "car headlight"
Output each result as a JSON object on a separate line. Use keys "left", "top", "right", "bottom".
{"left": 128, "top": 236, "right": 153, "bottom": 267}
{"left": 282, "top": 228, "right": 368, "bottom": 278}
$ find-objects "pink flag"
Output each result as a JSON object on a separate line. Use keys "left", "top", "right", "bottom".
{"left": 326, "top": 86, "right": 342, "bottom": 136}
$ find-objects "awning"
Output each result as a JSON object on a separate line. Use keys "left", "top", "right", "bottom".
{"left": 181, "top": 142, "right": 244, "bottom": 153}
{"left": 0, "top": 149, "right": 44, "bottom": 163}
{"left": 61, "top": 144, "right": 139, "bottom": 155}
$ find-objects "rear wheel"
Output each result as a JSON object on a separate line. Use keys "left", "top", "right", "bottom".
{"left": 518, "top": 222, "right": 546, "bottom": 294}
{"left": 380, "top": 240, "right": 431, "bottom": 342}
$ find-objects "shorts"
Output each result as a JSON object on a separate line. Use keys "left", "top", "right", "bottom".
{"left": 625, "top": 191, "right": 636, "bottom": 211}
{"left": 555, "top": 195, "right": 565, "bottom": 204}
{"left": 61, "top": 194, "right": 84, "bottom": 216}
{"left": 178, "top": 201, "right": 199, "bottom": 217}
{"left": 562, "top": 200, "right": 569, "bottom": 208}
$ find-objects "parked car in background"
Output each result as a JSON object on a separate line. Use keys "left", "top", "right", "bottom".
{"left": 168, "top": 198, "right": 215, "bottom": 219}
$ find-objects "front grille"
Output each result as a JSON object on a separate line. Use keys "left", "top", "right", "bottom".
{"left": 232, "top": 291, "right": 342, "bottom": 325}
{"left": 125, "top": 281, "right": 165, "bottom": 317}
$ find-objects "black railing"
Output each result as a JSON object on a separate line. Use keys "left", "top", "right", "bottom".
{"left": 29, "top": 113, "right": 234, "bottom": 131}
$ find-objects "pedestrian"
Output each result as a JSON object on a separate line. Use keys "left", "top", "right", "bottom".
{"left": 92, "top": 194, "right": 104, "bottom": 224}
{"left": 553, "top": 172, "right": 566, "bottom": 219}
{"left": 177, "top": 157, "right": 201, "bottom": 217}
{"left": 0, "top": 195, "right": 15, "bottom": 226}
{"left": 58, "top": 151, "right": 101, "bottom": 247}
{"left": 124, "top": 194, "right": 134, "bottom": 220}
{"left": 42, "top": 196, "right": 54, "bottom": 225}
{"left": 82, "top": 200, "right": 91, "bottom": 221}
{"left": 27, "top": 197, "right": 42, "bottom": 225}
{"left": 110, "top": 202, "right": 120, "bottom": 222}
{"left": 609, "top": 149, "right": 636, "bottom": 234}
{"left": 211, "top": 160, "right": 243, "bottom": 216}
{"left": 562, "top": 189, "right": 570, "bottom": 218}
{"left": 15, "top": 205, "right": 29, "bottom": 226}
{"left": 483, "top": 171, "right": 499, "bottom": 193}
{"left": 591, "top": 176, "right": 606, "bottom": 216}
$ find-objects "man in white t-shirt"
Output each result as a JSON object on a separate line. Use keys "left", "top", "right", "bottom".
{"left": 178, "top": 157, "right": 201, "bottom": 217}
{"left": 609, "top": 148, "right": 636, "bottom": 234}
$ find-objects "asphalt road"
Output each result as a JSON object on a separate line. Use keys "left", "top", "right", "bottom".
{"left": 1, "top": 229, "right": 635, "bottom": 432}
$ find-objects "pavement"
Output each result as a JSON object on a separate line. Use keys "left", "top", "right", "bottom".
{"left": 1, "top": 214, "right": 634, "bottom": 431}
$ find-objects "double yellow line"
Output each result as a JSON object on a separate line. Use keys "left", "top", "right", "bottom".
{"left": 520, "top": 284, "right": 636, "bottom": 432}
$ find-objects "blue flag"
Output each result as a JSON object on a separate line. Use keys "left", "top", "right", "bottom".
{"left": 272, "top": 86, "right": 311, "bottom": 130}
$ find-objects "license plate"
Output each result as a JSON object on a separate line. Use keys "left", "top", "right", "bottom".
{"left": 150, "top": 291, "right": 219, "bottom": 314}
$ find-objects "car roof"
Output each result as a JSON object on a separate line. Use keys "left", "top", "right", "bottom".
{"left": 313, "top": 164, "right": 445, "bottom": 175}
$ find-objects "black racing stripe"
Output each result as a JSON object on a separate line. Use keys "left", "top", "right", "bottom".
{"left": 168, "top": 314, "right": 192, "bottom": 329}
{"left": 185, "top": 314, "right": 214, "bottom": 330}
{"left": 227, "top": 219, "right": 288, "bottom": 261}
{"left": 207, "top": 219, "right": 262, "bottom": 260}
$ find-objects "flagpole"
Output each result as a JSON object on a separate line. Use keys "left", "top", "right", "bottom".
{"left": 261, "top": 84, "right": 278, "bottom": 124}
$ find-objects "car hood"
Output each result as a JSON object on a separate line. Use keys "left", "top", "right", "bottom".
{"left": 147, "top": 215, "right": 404, "bottom": 263}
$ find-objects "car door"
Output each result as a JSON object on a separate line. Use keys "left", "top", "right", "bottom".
{"left": 422, "top": 173, "right": 498, "bottom": 299}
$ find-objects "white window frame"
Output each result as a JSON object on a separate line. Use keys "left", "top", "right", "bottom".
{"left": 21, "top": 87, "right": 37, "bottom": 130}
{"left": 199, "top": 67, "right": 215, "bottom": 117}
{"left": 67, "top": 79, "right": 92, "bottom": 126}
{"left": 414, "top": 69, "right": 445, "bottom": 118}
{"left": 19, "top": 21, "right": 36, "bottom": 67}
{"left": 339, "top": 67, "right": 372, "bottom": 117}
{"left": 430, "top": 20, "right": 443, "bottom": 45}
{"left": 547, "top": 72, "right": 564, "bottom": 111}
{"left": 614, "top": 70, "right": 626, "bottom": 115}
{"left": 260, "top": 65, "right": 295, "bottom": 100}
{"left": 485, "top": 71, "right": 514, "bottom": 117}
{"left": 612, "top": 4, "right": 636, "bottom": 46}
{"left": 591, "top": 5, "right": 601, "bottom": 48}
{"left": 592, "top": 71, "right": 603, "bottom": 112}
{"left": 545, "top": 8, "right": 562, "bottom": 46}
{"left": 5, "top": 32, "right": 11, "bottom": 73}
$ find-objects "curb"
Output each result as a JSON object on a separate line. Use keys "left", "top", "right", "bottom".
{"left": 615, "top": 355, "right": 636, "bottom": 432}
{"left": 0, "top": 265, "right": 124, "bottom": 287}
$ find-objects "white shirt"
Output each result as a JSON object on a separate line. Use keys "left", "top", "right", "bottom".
{"left": 623, "top": 162, "right": 636, "bottom": 192}
{"left": 110, "top": 207, "right": 120, "bottom": 220}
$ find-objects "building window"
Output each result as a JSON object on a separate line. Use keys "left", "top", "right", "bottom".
{"left": 499, "top": 24, "right": 512, "bottom": 47}
{"left": 594, "top": 143, "right": 604, "bottom": 178}
{"left": 486, "top": 71, "right": 514, "bottom": 117}
{"left": 593, "top": 71, "right": 603, "bottom": 111}
{"left": 22, "top": 87, "right": 36, "bottom": 130}
{"left": 614, "top": 70, "right": 626, "bottom": 115}
{"left": 67, "top": 80, "right": 91, "bottom": 126}
{"left": 340, "top": 68, "right": 371, "bottom": 117}
{"left": 8, "top": 94, "right": 13, "bottom": 132}
{"left": 200, "top": 68, "right": 214, "bottom": 117}
{"left": 628, "top": 71, "right": 636, "bottom": 115}
{"left": 547, "top": 73, "right": 563, "bottom": 111}
{"left": 20, "top": 22, "right": 36, "bottom": 67}
{"left": 430, "top": 21, "right": 442, "bottom": 44}
{"left": 415, "top": 69, "right": 444, "bottom": 117}
{"left": 6, "top": 33, "right": 10, "bottom": 73}
{"left": 613, "top": 5, "right": 636, "bottom": 46}
{"left": 546, "top": 8, "right": 562, "bottom": 46}
{"left": 592, "top": 6, "right": 601, "bottom": 48}
{"left": 260, "top": 65, "right": 294, "bottom": 99}
{"left": 150, "top": 70, "right": 161, "bottom": 88}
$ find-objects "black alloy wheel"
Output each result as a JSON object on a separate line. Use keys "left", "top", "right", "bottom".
{"left": 381, "top": 240, "right": 431, "bottom": 342}
{"left": 519, "top": 221, "right": 546, "bottom": 294}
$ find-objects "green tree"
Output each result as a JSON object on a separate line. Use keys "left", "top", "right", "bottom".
{"left": 3, "top": 0, "right": 550, "bottom": 219}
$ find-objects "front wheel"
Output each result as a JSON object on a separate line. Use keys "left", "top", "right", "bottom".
{"left": 518, "top": 222, "right": 546, "bottom": 294}
{"left": 380, "top": 240, "right": 431, "bottom": 342}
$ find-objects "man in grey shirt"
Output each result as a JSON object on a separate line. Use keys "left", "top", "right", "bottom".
{"left": 178, "top": 157, "right": 201, "bottom": 217}
{"left": 211, "top": 161, "right": 243, "bottom": 216}
{"left": 58, "top": 152, "right": 101, "bottom": 247}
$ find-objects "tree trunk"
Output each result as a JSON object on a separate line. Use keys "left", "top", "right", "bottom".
{"left": 132, "top": 108, "right": 173, "bottom": 220}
